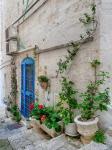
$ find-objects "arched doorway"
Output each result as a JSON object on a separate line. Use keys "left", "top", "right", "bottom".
{"left": 21, "top": 57, "right": 35, "bottom": 118}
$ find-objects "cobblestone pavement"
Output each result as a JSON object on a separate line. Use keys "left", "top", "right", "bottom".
{"left": 1, "top": 117, "right": 112, "bottom": 150}
{"left": 0, "top": 117, "right": 81, "bottom": 150}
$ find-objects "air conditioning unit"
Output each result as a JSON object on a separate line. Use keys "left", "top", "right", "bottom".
{"left": 6, "top": 39, "right": 18, "bottom": 55}
{"left": 5, "top": 26, "right": 17, "bottom": 41}
{"left": 5, "top": 25, "right": 18, "bottom": 55}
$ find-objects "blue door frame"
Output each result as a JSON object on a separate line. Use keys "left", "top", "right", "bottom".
{"left": 21, "top": 57, "right": 35, "bottom": 118}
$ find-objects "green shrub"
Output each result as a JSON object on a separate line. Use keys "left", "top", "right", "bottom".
{"left": 57, "top": 77, "right": 78, "bottom": 125}
{"left": 38, "top": 75, "right": 49, "bottom": 83}
{"left": 10, "top": 105, "right": 21, "bottom": 123}
{"left": 93, "top": 130, "right": 106, "bottom": 144}
{"left": 30, "top": 103, "right": 62, "bottom": 132}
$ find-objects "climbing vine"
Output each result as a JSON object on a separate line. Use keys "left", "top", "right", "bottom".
{"left": 10, "top": 56, "right": 18, "bottom": 105}
{"left": 56, "top": 3, "right": 97, "bottom": 76}
{"left": 57, "top": 43, "right": 80, "bottom": 75}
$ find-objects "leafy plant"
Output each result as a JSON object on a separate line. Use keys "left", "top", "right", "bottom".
{"left": 79, "top": 13, "right": 94, "bottom": 25}
{"left": 91, "top": 59, "right": 101, "bottom": 68}
{"left": 79, "top": 3, "right": 97, "bottom": 42}
{"left": 30, "top": 103, "right": 62, "bottom": 132}
{"left": 57, "top": 43, "right": 80, "bottom": 75}
{"left": 38, "top": 75, "right": 49, "bottom": 83}
{"left": 79, "top": 60, "right": 110, "bottom": 121}
{"left": 93, "top": 130, "right": 106, "bottom": 144}
{"left": 57, "top": 77, "right": 77, "bottom": 124}
{"left": 44, "top": 107, "right": 62, "bottom": 132}
{"left": 79, "top": 4, "right": 96, "bottom": 25}
{"left": 57, "top": 108, "right": 72, "bottom": 125}
{"left": 10, "top": 105, "right": 21, "bottom": 123}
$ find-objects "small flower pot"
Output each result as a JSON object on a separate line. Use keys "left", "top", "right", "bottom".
{"left": 74, "top": 115, "right": 99, "bottom": 144}
{"left": 40, "top": 82, "right": 48, "bottom": 90}
{"left": 65, "top": 123, "right": 78, "bottom": 137}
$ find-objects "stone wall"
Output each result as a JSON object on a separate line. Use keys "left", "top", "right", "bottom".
{"left": 18, "top": 0, "right": 93, "bottom": 49}
{"left": 98, "top": 0, "right": 112, "bottom": 130}
{"left": 0, "top": 0, "right": 11, "bottom": 101}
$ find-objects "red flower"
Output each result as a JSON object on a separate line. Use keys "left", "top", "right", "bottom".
{"left": 29, "top": 103, "right": 34, "bottom": 111}
{"left": 40, "top": 115, "right": 46, "bottom": 122}
{"left": 38, "top": 104, "right": 44, "bottom": 109}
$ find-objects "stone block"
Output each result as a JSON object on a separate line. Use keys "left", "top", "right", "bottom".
{"left": 79, "top": 142, "right": 108, "bottom": 150}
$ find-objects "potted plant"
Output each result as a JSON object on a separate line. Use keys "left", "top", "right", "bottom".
{"left": 75, "top": 60, "right": 110, "bottom": 144}
{"left": 57, "top": 77, "right": 78, "bottom": 136}
{"left": 38, "top": 75, "right": 49, "bottom": 90}
{"left": 30, "top": 103, "right": 63, "bottom": 137}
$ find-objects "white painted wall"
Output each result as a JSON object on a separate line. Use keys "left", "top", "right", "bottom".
{"left": 0, "top": 0, "right": 11, "bottom": 102}
{"left": 98, "top": 0, "right": 112, "bottom": 130}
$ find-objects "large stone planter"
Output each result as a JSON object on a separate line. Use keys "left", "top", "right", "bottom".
{"left": 75, "top": 115, "right": 99, "bottom": 144}
{"left": 31, "top": 118, "right": 63, "bottom": 138}
{"left": 65, "top": 123, "right": 78, "bottom": 137}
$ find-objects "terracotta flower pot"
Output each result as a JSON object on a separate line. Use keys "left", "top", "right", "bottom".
{"left": 74, "top": 115, "right": 99, "bottom": 144}
{"left": 40, "top": 82, "right": 48, "bottom": 90}
{"left": 65, "top": 123, "right": 78, "bottom": 137}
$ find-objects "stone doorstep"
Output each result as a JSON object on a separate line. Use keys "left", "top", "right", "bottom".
{"left": 8, "top": 128, "right": 50, "bottom": 150}
{"left": 34, "top": 134, "right": 79, "bottom": 150}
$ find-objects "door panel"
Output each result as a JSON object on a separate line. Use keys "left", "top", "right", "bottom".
{"left": 21, "top": 58, "right": 35, "bottom": 118}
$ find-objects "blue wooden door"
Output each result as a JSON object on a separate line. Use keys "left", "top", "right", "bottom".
{"left": 21, "top": 57, "right": 35, "bottom": 118}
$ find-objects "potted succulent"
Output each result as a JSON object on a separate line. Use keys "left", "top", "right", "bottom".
{"left": 57, "top": 77, "right": 78, "bottom": 136}
{"left": 30, "top": 103, "right": 63, "bottom": 137}
{"left": 75, "top": 60, "right": 110, "bottom": 144}
{"left": 38, "top": 75, "right": 49, "bottom": 90}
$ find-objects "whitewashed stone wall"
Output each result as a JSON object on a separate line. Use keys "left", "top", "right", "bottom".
{"left": 0, "top": 0, "right": 11, "bottom": 101}
{"left": 98, "top": 0, "right": 112, "bottom": 129}
{"left": 18, "top": 0, "right": 93, "bottom": 49}
{"left": 13, "top": 0, "right": 99, "bottom": 109}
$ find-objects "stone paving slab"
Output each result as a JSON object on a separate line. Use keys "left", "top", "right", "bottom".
{"left": 0, "top": 139, "right": 13, "bottom": 150}
{"left": 8, "top": 128, "right": 50, "bottom": 150}
{"left": 79, "top": 142, "right": 108, "bottom": 150}
{"left": 34, "top": 135, "right": 78, "bottom": 150}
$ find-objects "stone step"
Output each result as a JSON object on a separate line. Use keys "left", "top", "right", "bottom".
{"left": 9, "top": 131, "right": 79, "bottom": 150}
{"left": 0, "top": 126, "right": 27, "bottom": 139}
{"left": 34, "top": 134, "right": 78, "bottom": 150}
{"left": 79, "top": 142, "right": 108, "bottom": 150}
{"left": 8, "top": 128, "right": 49, "bottom": 150}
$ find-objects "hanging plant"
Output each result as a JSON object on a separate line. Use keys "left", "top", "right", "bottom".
{"left": 38, "top": 75, "right": 49, "bottom": 90}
